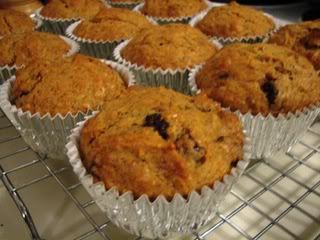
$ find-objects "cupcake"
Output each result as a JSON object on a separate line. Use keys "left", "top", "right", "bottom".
{"left": 0, "top": 31, "right": 78, "bottom": 83}
{"left": 66, "top": 8, "right": 154, "bottom": 59}
{"left": 37, "top": 0, "right": 107, "bottom": 35}
{"left": 108, "top": 0, "right": 142, "bottom": 9}
{"left": 191, "top": 2, "right": 275, "bottom": 44}
{"left": 114, "top": 24, "right": 218, "bottom": 93}
{"left": 137, "top": 0, "right": 208, "bottom": 24}
{"left": 0, "top": 9, "right": 36, "bottom": 36}
{"left": 268, "top": 20, "right": 320, "bottom": 71}
{"left": 0, "top": 54, "right": 135, "bottom": 160}
{"left": 67, "top": 86, "right": 249, "bottom": 238}
{"left": 189, "top": 43, "right": 320, "bottom": 159}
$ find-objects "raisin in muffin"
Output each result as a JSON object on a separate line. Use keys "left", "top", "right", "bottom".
{"left": 12, "top": 54, "right": 126, "bottom": 116}
{"left": 142, "top": 0, "right": 207, "bottom": 19}
{"left": 0, "top": 32, "right": 71, "bottom": 67}
{"left": 195, "top": 43, "right": 320, "bottom": 116}
{"left": 79, "top": 87, "right": 244, "bottom": 199}
{"left": 40, "top": 0, "right": 105, "bottom": 19}
{"left": 269, "top": 20, "right": 320, "bottom": 71}
{"left": 195, "top": 2, "right": 275, "bottom": 39}
{"left": 73, "top": 8, "right": 153, "bottom": 41}
{"left": 0, "top": 9, "right": 35, "bottom": 36}
{"left": 121, "top": 24, "right": 217, "bottom": 69}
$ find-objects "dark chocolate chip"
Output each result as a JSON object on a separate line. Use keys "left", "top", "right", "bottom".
{"left": 261, "top": 77, "right": 278, "bottom": 105}
{"left": 216, "top": 136, "right": 224, "bottom": 142}
{"left": 231, "top": 159, "right": 239, "bottom": 168}
{"left": 143, "top": 113, "right": 169, "bottom": 140}
{"left": 218, "top": 71, "right": 230, "bottom": 80}
{"left": 302, "top": 28, "right": 320, "bottom": 49}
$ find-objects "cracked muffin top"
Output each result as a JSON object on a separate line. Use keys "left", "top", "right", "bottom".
{"left": 121, "top": 24, "right": 217, "bottom": 69}
{"left": 79, "top": 86, "right": 244, "bottom": 199}
{"left": 40, "top": 0, "right": 105, "bottom": 19}
{"left": 12, "top": 54, "right": 126, "bottom": 116}
{"left": 0, "top": 9, "right": 35, "bottom": 36}
{"left": 195, "top": 43, "right": 320, "bottom": 116}
{"left": 268, "top": 20, "right": 320, "bottom": 71}
{"left": 73, "top": 8, "right": 153, "bottom": 41}
{"left": 0, "top": 32, "right": 70, "bottom": 67}
{"left": 142, "top": 0, "right": 207, "bottom": 18}
{"left": 195, "top": 2, "right": 275, "bottom": 38}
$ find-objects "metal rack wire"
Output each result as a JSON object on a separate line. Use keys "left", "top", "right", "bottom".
{"left": 0, "top": 108, "right": 319, "bottom": 240}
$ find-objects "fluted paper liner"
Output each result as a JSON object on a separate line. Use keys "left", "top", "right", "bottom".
{"left": 188, "top": 65, "right": 320, "bottom": 160}
{"left": 0, "top": 36, "right": 79, "bottom": 84}
{"left": 189, "top": 6, "right": 283, "bottom": 45}
{"left": 108, "top": 0, "right": 142, "bottom": 9}
{"left": 66, "top": 114, "right": 250, "bottom": 239}
{"left": 0, "top": 61, "right": 136, "bottom": 160}
{"left": 66, "top": 17, "right": 156, "bottom": 60}
{"left": 36, "top": 8, "right": 79, "bottom": 35}
{"left": 114, "top": 39, "right": 222, "bottom": 95}
{"left": 134, "top": 1, "right": 212, "bottom": 25}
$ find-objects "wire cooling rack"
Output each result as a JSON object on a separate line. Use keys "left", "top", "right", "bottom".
{"left": 0, "top": 108, "right": 319, "bottom": 240}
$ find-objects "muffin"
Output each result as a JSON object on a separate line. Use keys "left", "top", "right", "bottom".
{"left": 115, "top": 24, "right": 217, "bottom": 92}
{"left": 80, "top": 86, "right": 244, "bottom": 198}
{"left": 140, "top": 0, "right": 208, "bottom": 24}
{"left": 66, "top": 8, "right": 153, "bottom": 59}
{"left": 108, "top": 0, "right": 142, "bottom": 9}
{"left": 38, "top": 0, "right": 106, "bottom": 35}
{"left": 67, "top": 86, "right": 249, "bottom": 238}
{"left": 12, "top": 54, "right": 127, "bottom": 116}
{"left": 269, "top": 20, "right": 320, "bottom": 71}
{"left": 191, "top": 43, "right": 320, "bottom": 158}
{"left": 193, "top": 2, "right": 275, "bottom": 43}
{"left": 0, "top": 31, "right": 77, "bottom": 83}
{"left": 1, "top": 54, "right": 134, "bottom": 160}
{"left": 0, "top": 9, "right": 35, "bottom": 36}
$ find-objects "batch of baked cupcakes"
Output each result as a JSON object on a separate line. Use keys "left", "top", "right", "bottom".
{"left": 0, "top": 0, "right": 319, "bottom": 238}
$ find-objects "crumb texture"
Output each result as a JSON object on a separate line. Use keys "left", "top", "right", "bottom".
{"left": 269, "top": 20, "right": 320, "bottom": 70}
{"left": 40, "top": 0, "right": 105, "bottom": 19}
{"left": 0, "top": 9, "right": 35, "bottom": 36}
{"left": 122, "top": 24, "right": 217, "bottom": 69}
{"left": 74, "top": 8, "right": 152, "bottom": 41}
{"left": 12, "top": 54, "right": 126, "bottom": 115}
{"left": 196, "top": 43, "right": 320, "bottom": 115}
{"left": 0, "top": 32, "right": 70, "bottom": 67}
{"left": 196, "top": 2, "right": 275, "bottom": 38}
{"left": 142, "top": 0, "right": 207, "bottom": 18}
{"left": 80, "top": 87, "right": 244, "bottom": 199}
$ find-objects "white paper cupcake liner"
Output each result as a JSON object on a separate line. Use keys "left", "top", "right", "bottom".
{"left": 108, "top": 0, "right": 142, "bottom": 9}
{"left": 114, "top": 39, "right": 221, "bottom": 95}
{"left": 66, "top": 114, "right": 250, "bottom": 239}
{"left": 36, "top": 8, "right": 80, "bottom": 35}
{"left": 134, "top": 1, "right": 211, "bottom": 25}
{"left": 188, "top": 66, "right": 320, "bottom": 160}
{"left": 0, "top": 36, "right": 79, "bottom": 84}
{"left": 0, "top": 61, "right": 135, "bottom": 160}
{"left": 189, "top": 6, "right": 284, "bottom": 45}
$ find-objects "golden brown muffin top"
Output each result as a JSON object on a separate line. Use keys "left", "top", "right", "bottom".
{"left": 196, "top": 2, "right": 275, "bottom": 38}
{"left": 0, "top": 9, "right": 35, "bottom": 36}
{"left": 269, "top": 20, "right": 320, "bottom": 71}
{"left": 80, "top": 87, "right": 244, "bottom": 199}
{"left": 73, "top": 8, "right": 153, "bottom": 41}
{"left": 196, "top": 43, "right": 320, "bottom": 116}
{"left": 40, "top": 0, "right": 105, "bottom": 19}
{"left": 121, "top": 24, "right": 217, "bottom": 69}
{"left": 142, "top": 0, "right": 207, "bottom": 18}
{"left": 12, "top": 54, "right": 126, "bottom": 116}
{"left": 0, "top": 32, "right": 70, "bottom": 67}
